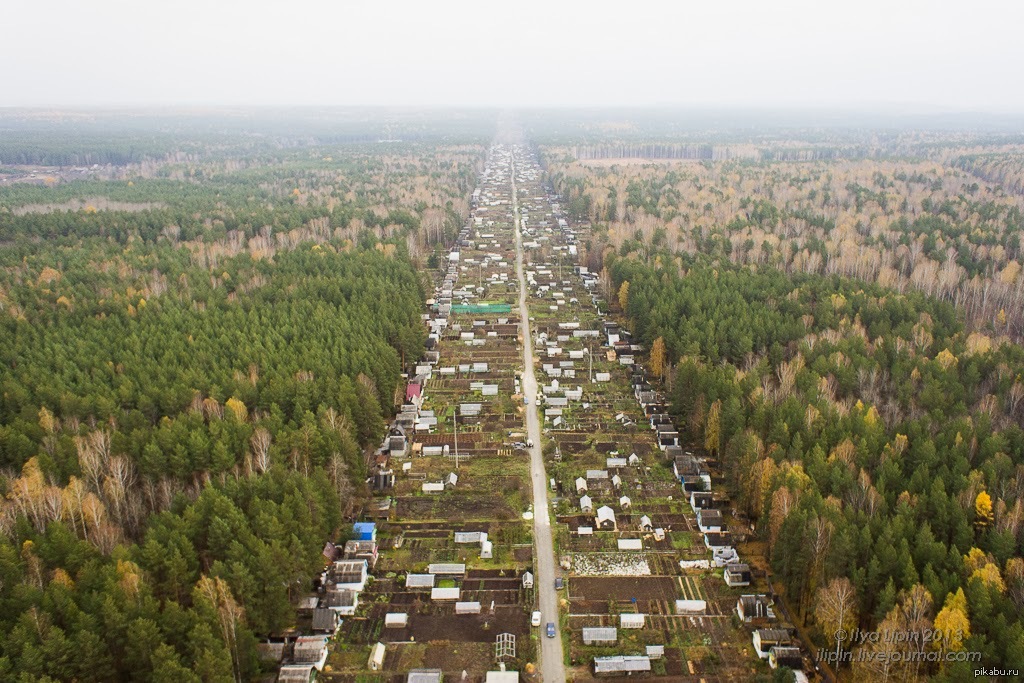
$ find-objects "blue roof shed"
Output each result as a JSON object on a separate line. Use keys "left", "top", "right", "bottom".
{"left": 353, "top": 522, "right": 377, "bottom": 541}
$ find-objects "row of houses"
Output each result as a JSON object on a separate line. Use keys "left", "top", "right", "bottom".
{"left": 548, "top": 199, "right": 667, "bottom": 679}
{"left": 605, "top": 314, "right": 813, "bottom": 679}
{"left": 268, "top": 523, "right": 379, "bottom": 681}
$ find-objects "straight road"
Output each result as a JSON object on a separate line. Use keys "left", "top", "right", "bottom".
{"left": 512, "top": 150, "right": 567, "bottom": 683}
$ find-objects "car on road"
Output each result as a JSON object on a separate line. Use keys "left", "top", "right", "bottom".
{"left": 546, "top": 622, "right": 556, "bottom": 638}
{"left": 554, "top": 577, "right": 564, "bottom": 590}
{"left": 524, "top": 397, "right": 529, "bottom": 405}
{"left": 531, "top": 611, "right": 542, "bottom": 626}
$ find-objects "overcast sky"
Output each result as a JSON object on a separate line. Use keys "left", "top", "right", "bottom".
{"left": 5, "top": 0, "right": 1024, "bottom": 111}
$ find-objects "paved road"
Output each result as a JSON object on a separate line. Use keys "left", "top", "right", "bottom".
{"left": 512, "top": 150, "right": 567, "bottom": 683}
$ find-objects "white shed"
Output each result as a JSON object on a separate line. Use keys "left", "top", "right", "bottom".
{"left": 384, "top": 613, "right": 408, "bottom": 628}
{"left": 620, "top": 613, "right": 646, "bottom": 629}
{"left": 405, "top": 574, "right": 435, "bottom": 589}
{"left": 431, "top": 587, "right": 460, "bottom": 601}
{"left": 580, "top": 495, "right": 593, "bottom": 512}
{"left": 368, "top": 642, "right": 386, "bottom": 671}
{"left": 676, "top": 599, "right": 708, "bottom": 614}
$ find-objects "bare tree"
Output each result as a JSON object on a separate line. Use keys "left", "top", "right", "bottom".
{"left": 815, "top": 577, "right": 858, "bottom": 667}
{"left": 250, "top": 428, "right": 271, "bottom": 474}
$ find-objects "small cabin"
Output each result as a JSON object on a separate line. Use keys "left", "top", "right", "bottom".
{"left": 580, "top": 495, "right": 593, "bottom": 513}
{"left": 311, "top": 608, "right": 341, "bottom": 635}
{"left": 292, "top": 635, "right": 329, "bottom": 670}
{"left": 724, "top": 563, "right": 752, "bottom": 587}
{"left": 737, "top": 594, "right": 776, "bottom": 623}
{"left": 690, "top": 491, "right": 713, "bottom": 510}
{"left": 327, "top": 560, "right": 368, "bottom": 592}
{"left": 753, "top": 629, "right": 793, "bottom": 659}
{"left": 638, "top": 515, "right": 653, "bottom": 532}
{"left": 704, "top": 532, "right": 733, "bottom": 552}
{"left": 575, "top": 477, "right": 588, "bottom": 494}
{"left": 277, "top": 665, "right": 315, "bottom": 683}
{"left": 619, "top": 496, "right": 632, "bottom": 509}
{"left": 769, "top": 646, "right": 803, "bottom": 671}
{"left": 696, "top": 509, "right": 724, "bottom": 533}
{"left": 596, "top": 506, "right": 616, "bottom": 530}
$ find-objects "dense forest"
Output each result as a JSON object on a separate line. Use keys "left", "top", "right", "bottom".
{"left": 547, "top": 144, "right": 1024, "bottom": 336}
{"left": 606, "top": 252, "right": 1024, "bottom": 679}
{"left": 0, "top": 136, "right": 481, "bottom": 681}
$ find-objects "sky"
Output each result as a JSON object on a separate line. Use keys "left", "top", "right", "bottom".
{"left": 5, "top": 0, "right": 1024, "bottom": 112}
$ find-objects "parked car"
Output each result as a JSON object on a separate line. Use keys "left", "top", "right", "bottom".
{"left": 531, "top": 611, "right": 542, "bottom": 626}
{"left": 546, "top": 622, "right": 556, "bottom": 638}
{"left": 554, "top": 577, "right": 564, "bottom": 590}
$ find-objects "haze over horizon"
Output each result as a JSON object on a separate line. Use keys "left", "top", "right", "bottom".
{"left": 5, "top": 0, "right": 1024, "bottom": 113}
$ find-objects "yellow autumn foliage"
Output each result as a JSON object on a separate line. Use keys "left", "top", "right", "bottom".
{"left": 965, "top": 332, "right": 992, "bottom": 356}
{"left": 974, "top": 491, "right": 994, "bottom": 527}
{"left": 225, "top": 397, "right": 248, "bottom": 422}
{"left": 932, "top": 588, "right": 969, "bottom": 652}
{"left": 51, "top": 567, "right": 75, "bottom": 589}
{"left": 618, "top": 281, "right": 630, "bottom": 311}
{"left": 935, "top": 348, "right": 958, "bottom": 370}
{"left": 37, "top": 267, "right": 62, "bottom": 284}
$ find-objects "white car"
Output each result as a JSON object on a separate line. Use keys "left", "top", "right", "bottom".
{"left": 531, "top": 611, "right": 542, "bottom": 627}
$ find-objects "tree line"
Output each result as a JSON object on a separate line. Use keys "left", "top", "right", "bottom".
{"left": 610, "top": 254, "right": 1024, "bottom": 679}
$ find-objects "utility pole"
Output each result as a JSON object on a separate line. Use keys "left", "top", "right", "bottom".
{"left": 588, "top": 340, "right": 593, "bottom": 383}
{"left": 453, "top": 410, "right": 460, "bottom": 469}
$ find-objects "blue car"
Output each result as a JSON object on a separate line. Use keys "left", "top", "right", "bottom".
{"left": 546, "top": 622, "right": 556, "bottom": 638}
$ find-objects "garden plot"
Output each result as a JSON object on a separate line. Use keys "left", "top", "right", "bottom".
{"left": 395, "top": 491, "right": 522, "bottom": 522}
{"left": 573, "top": 576, "right": 679, "bottom": 604}
{"left": 571, "top": 553, "right": 651, "bottom": 576}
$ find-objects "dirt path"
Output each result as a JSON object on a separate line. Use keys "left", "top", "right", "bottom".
{"left": 513, "top": 149, "right": 567, "bottom": 683}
